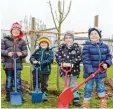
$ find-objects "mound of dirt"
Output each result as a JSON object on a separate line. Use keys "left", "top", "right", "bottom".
{"left": 1, "top": 80, "right": 61, "bottom": 96}
{"left": 2, "top": 78, "right": 113, "bottom": 99}
{"left": 48, "top": 89, "right": 61, "bottom": 96}
{"left": 1, "top": 80, "right": 31, "bottom": 94}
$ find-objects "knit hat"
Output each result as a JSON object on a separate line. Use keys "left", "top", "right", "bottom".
{"left": 10, "top": 22, "right": 24, "bottom": 39}
{"left": 64, "top": 31, "right": 74, "bottom": 41}
{"left": 38, "top": 37, "right": 51, "bottom": 46}
{"left": 88, "top": 27, "right": 102, "bottom": 39}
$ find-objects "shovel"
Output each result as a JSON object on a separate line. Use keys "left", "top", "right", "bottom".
{"left": 10, "top": 57, "right": 22, "bottom": 105}
{"left": 32, "top": 65, "right": 43, "bottom": 103}
{"left": 57, "top": 62, "right": 106, "bottom": 108}
{"left": 60, "top": 63, "right": 72, "bottom": 107}
{"left": 61, "top": 63, "right": 72, "bottom": 88}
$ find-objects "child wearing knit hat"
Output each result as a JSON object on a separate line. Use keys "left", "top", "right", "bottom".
{"left": 1, "top": 22, "right": 28, "bottom": 102}
{"left": 30, "top": 37, "right": 53, "bottom": 101}
{"left": 82, "top": 27, "right": 112, "bottom": 108}
{"left": 55, "top": 31, "right": 82, "bottom": 106}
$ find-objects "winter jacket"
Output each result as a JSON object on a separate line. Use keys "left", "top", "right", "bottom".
{"left": 30, "top": 47, "right": 54, "bottom": 75}
{"left": 55, "top": 43, "right": 82, "bottom": 77}
{"left": 1, "top": 36, "right": 28, "bottom": 70}
{"left": 82, "top": 40, "right": 112, "bottom": 79}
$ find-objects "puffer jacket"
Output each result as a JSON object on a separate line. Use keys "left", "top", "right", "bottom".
{"left": 30, "top": 47, "right": 54, "bottom": 75}
{"left": 55, "top": 43, "right": 82, "bottom": 77}
{"left": 1, "top": 36, "right": 28, "bottom": 70}
{"left": 82, "top": 40, "right": 112, "bottom": 78}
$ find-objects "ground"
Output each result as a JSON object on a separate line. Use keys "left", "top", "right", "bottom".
{"left": 1, "top": 64, "right": 113, "bottom": 108}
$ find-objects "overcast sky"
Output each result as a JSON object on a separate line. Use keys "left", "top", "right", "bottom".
{"left": 1, "top": 0, "right": 113, "bottom": 38}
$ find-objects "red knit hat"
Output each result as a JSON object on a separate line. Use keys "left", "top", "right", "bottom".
{"left": 10, "top": 22, "right": 24, "bottom": 39}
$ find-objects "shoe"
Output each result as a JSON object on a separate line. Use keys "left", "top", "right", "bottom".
{"left": 82, "top": 100, "right": 90, "bottom": 109}
{"left": 73, "top": 101, "right": 81, "bottom": 106}
{"left": 42, "top": 92, "right": 48, "bottom": 101}
{"left": 100, "top": 98, "right": 107, "bottom": 108}
{"left": 73, "top": 97, "right": 81, "bottom": 106}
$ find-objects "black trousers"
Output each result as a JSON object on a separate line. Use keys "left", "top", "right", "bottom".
{"left": 32, "top": 70, "right": 49, "bottom": 93}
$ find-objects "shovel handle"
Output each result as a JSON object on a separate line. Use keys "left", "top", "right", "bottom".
{"left": 10, "top": 56, "right": 19, "bottom": 92}
{"left": 32, "top": 65, "right": 40, "bottom": 70}
{"left": 61, "top": 64, "right": 72, "bottom": 88}
{"left": 61, "top": 67, "right": 72, "bottom": 74}
{"left": 32, "top": 65, "right": 40, "bottom": 91}
{"left": 61, "top": 63, "right": 73, "bottom": 74}
{"left": 98, "top": 62, "right": 106, "bottom": 73}
{"left": 72, "top": 62, "right": 105, "bottom": 93}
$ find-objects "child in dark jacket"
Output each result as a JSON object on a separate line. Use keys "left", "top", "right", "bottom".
{"left": 30, "top": 37, "right": 54, "bottom": 101}
{"left": 1, "top": 22, "right": 28, "bottom": 102}
{"left": 82, "top": 27, "right": 112, "bottom": 108}
{"left": 55, "top": 31, "right": 82, "bottom": 106}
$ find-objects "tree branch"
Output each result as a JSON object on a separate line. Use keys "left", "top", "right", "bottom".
{"left": 49, "top": 0, "right": 58, "bottom": 31}
{"left": 62, "top": 0, "right": 65, "bottom": 18}
{"left": 61, "top": 0, "right": 72, "bottom": 23}
{"left": 55, "top": 10, "right": 59, "bottom": 23}
{"left": 59, "top": 1, "right": 63, "bottom": 19}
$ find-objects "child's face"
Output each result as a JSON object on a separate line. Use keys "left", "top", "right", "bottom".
{"left": 90, "top": 30, "right": 100, "bottom": 43}
{"left": 64, "top": 35, "right": 73, "bottom": 45}
{"left": 40, "top": 42, "right": 48, "bottom": 48}
{"left": 12, "top": 29, "right": 20, "bottom": 37}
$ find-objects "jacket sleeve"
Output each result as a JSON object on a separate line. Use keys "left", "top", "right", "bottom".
{"left": 104, "top": 45, "right": 112, "bottom": 67}
{"left": 21, "top": 41, "right": 28, "bottom": 58}
{"left": 82, "top": 45, "right": 95, "bottom": 74}
{"left": 1, "top": 39, "right": 9, "bottom": 56}
{"left": 71, "top": 44, "right": 82, "bottom": 65}
{"left": 30, "top": 50, "right": 37, "bottom": 64}
{"left": 55, "top": 47, "right": 65, "bottom": 66}
{"left": 41, "top": 50, "right": 54, "bottom": 66}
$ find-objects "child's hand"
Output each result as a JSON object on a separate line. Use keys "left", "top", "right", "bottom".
{"left": 16, "top": 52, "right": 23, "bottom": 56}
{"left": 8, "top": 52, "right": 14, "bottom": 57}
{"left": 102, "top": 63, "right": 107, "bottom": 69}
{"left": 33, "top": 60, "right": 39, "bottom": 64}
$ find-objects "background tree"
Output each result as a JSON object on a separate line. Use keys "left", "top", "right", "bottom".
{"left": 48, "top": 0, "right": 72, "bottom": 90}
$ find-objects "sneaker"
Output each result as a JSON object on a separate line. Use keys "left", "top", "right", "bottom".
{"left": 73, "top": 98, "right": 81, "bottom": 106}
{"left": 73, "top": 101, "right": 81, "bottom": 106}
{"left": 42, "top": 93, "right": 48, "bottom": 101}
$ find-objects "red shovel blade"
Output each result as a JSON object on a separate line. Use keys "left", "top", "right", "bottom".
{"left": 57, "top": 87, "right": 74, "bottom": 108}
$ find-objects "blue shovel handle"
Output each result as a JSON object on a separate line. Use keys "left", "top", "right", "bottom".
{"left": 32, "top": 65, "right": 40, "bottom": 92}
{"left": 11, "top": 57, "right": 19, "bottom": 92}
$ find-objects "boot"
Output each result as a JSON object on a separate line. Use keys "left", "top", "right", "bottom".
{"left": 73, "top": 98, "right": 81, "bottom": 106}
{"left": 100, "top": 98, "right": 107, "bottom": 108}
{"left": 73, "top": 90, "right": 81, "bottom": 106}
{"left": 82, "top": 100, "right": 90, "bottom": 109}
{"left": 42, "top": 92, "right": 48, "bottom": 101}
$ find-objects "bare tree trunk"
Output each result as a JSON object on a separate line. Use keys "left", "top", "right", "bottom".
{"left": 48, "top": 0, "right": 72, "bottom": 91}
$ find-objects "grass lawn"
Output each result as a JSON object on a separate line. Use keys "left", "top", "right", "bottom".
{"left": 1, "top": 64, "right": 113, "bottom": 108}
